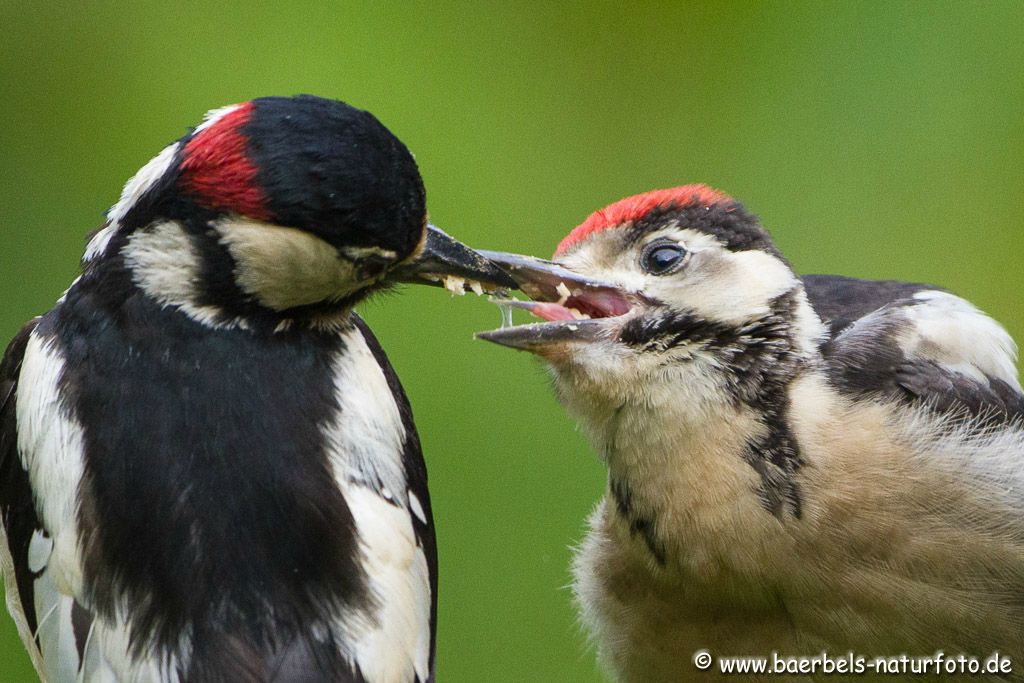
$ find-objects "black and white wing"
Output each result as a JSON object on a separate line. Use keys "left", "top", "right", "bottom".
{"left": 804, "top": 275, "right": 1024, "bottom": 423}
{"left": 0, "top": 319, "right": 116, "bottom": 682}
{"left": 0, "top": 319, "right": 48, "bottom": 676}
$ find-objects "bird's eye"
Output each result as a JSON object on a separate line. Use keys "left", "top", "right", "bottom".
{"left": 641, "top": 243, "right": 687, "bottom": 275}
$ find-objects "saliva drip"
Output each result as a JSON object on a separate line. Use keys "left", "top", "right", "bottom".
{"left": 499, "top": 301, "right": 514, "bottom": 329}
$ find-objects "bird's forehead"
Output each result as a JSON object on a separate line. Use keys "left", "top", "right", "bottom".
{"left": 178, "top": 100, "right": 271, "bottom": 221}
{"left": 554, "top": 184, "right": 731, "bottom": 257}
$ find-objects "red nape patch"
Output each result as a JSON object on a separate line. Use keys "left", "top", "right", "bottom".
{"left": 179, "top": 102, "right": 271, "bottom": 221}
{"left": 554, "top": 184, "right": 730, "bottom": 256}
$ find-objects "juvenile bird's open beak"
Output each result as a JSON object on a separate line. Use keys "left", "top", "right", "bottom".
{"left": 388, "top": 224, "right": 518, "bottom": 293}
{"left": 474, "top": 250, "right": 638, "bottom": 353}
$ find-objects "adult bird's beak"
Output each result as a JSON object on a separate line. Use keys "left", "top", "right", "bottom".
{"left": 388, "top": 224, "right": 518, "bottom": 293}
{"left": 473, "top": 250, "right": 637, "bottom": 354}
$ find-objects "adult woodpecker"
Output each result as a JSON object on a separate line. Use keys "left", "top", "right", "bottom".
{"left": 479, "top": 185, "right": 1024, "bottom": 681}
{"left": 0, "top": 95, "right": 514, "bottom": 682}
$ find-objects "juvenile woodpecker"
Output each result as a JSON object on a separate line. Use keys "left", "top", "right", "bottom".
{"left": 479, "top": 185, "right": 1024, "bottom": 681}
{"left": 0, "top": 95, "right": 514, "bottom": 682}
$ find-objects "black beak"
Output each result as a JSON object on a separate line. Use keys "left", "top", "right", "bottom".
{"left": 388, "top": 225, "right": 518, "bottom": 292}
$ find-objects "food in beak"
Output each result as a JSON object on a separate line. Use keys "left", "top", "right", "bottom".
{"left": 472, "top": 249, "right": 639, "bottom": 353}
{"left": 476, "top": 250, "right": 635, "bottom": 321}
{"left": 389, "top": 225, "right": 518, "bottom": 295}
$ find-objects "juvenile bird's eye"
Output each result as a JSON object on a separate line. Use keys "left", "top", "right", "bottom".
{"left": 641, "top": 243, "right": 687, "bottom": 275}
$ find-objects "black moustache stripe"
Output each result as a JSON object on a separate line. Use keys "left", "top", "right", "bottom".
{"left": 619, "top": 310, "right": 730, "bottom": 350}
{"left": 619, "top": 290, "right": 797, "bottom": 366}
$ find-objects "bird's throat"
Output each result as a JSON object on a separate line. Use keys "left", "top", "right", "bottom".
{"left": 591, "top": 391, "right": 794, "bottom": 579}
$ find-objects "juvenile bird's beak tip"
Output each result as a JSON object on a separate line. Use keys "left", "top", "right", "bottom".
{"left": 475, "top": 328, "right": 529, "bottom": 350}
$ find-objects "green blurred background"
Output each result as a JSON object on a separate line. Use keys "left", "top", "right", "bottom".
{"left": 2, "top": 2, "right": 1023, "bottom": 680}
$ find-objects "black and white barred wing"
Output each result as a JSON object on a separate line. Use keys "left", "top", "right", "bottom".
{"left": 805, "top": 276, "right": 1024, "bottom": 423}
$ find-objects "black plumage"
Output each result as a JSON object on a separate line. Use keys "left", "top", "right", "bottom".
{"left": 54, "top": 276, "right": 364, "bottom": 676}
{"left": 0, "top": 94, "right": 511, "bottom": 683}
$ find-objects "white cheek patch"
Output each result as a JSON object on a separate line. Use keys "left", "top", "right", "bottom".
{"left": 123, "top": 221, "right": 202, "bottom": 306}
{"left": 215, "top": 217, "right": 364, "bottom": 310}
{"left": 652, "top": 248, "right": 799, "bottom": 326}
{"left": 123, "top": 221, "right": 232, "bottom": 328}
